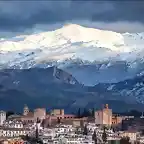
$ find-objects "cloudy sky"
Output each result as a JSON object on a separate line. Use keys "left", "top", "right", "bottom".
{"left": 0, "top": 0, "right": 144, "bottom": 37}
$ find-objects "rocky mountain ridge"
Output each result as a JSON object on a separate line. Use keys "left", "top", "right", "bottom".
{"left": 0, "top": 67, "right": 144, "bottom": 112}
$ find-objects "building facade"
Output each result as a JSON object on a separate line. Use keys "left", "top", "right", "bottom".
{"left": 34, "top": 108, "right": 46, "bottom": 121}
{"left": 95, "top": 104, "right": 112, "bottom": 126}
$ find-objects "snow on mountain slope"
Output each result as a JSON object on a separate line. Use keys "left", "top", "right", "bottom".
{"left": 1, "top": 24, "right": 144, "bottom": 85}
{"left": 103, "top": 74, "right": 144, "bottom": 104}
{"left": 0, "top": 24, "right": 125, "bottom": 52}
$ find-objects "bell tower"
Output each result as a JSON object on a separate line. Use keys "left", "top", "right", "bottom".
{"left": 23, "top": 104, "right": 29, "bottom": 116}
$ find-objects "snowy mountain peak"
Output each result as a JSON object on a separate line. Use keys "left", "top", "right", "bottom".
{"left": 61, "top": 23, "right": 84, "bottom": 30}
{"left": 0, "top": 24, "right": 125, "bottom": 52}
{"left": 1, "top": 24, "right": 144, "bottom": 86}
{"left": 56, "top": 24, "right": 124, "bottom": 49}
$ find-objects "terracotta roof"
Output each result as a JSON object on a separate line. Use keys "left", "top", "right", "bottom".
{"left": 27, "top": 112, "right": 34, "bottom": 117}
{"left": 124, "top": 130, "right": 137, "bottom": 133}
{"left": 20, "top": 112, "right": 34, "bottom": 118}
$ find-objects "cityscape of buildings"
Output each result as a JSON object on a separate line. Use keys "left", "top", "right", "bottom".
{"left": 0, "top": 104, "right": 144, "bottom": 144}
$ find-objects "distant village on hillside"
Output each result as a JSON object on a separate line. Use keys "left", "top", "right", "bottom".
{"left": 0, "top": 104, "right": 144, "bottom": 143}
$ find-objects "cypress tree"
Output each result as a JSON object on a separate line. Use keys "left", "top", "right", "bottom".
{"left": 82, "top": 108, "right": 87, "bottom": 117}
{"left": 57, "top": 117, "right": 61, "bottom": 124}
{"left": 77, "top": 108, "right": 81, "bottom": 118}
{"left": 102, "top": 126, "right": 107, "bottom": 143}
{"left": 35, "top": 118, "right": 40, "bottom": 139}
{"left": 92, "top": 108, "right": 95, "bottom": 116}
{"left": 92, "top": 130, "right": 98, "bottom": 144}
{"left": 88, "top": 109, "right": 92, "bottom": 116}
{"left": 83, "top": 124, "right": 88, "bottom": 135}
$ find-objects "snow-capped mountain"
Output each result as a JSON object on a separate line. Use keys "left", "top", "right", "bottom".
{"left": 1, "top": 24, "right": 144, "bottom": 111}
{"left": 1, "top": 24, "right": 144, "bottom": 85}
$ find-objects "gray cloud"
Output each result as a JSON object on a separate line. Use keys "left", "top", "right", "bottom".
{"left": 0, "top": 1, "right": 114, "bottom": 30}
{"left": 0, "top": 0, "right": 144, "bottom": 36}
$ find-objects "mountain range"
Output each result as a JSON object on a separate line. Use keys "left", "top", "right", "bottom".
{"left": 1, "top": 24, "right": 144, "bottom": 112}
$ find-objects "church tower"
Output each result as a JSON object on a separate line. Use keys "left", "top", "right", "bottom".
{"left": 23, "top": 104, "right": 29, "bottom": 116}
{"left": 0, "top": 111, "right": 6, "bottom": 126}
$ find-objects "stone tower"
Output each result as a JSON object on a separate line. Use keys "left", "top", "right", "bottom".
{"left": 23, "top": 104, "right": 29, "bottom": 116}
{"left": 0, "top": 111, "right": 6, "bottom": 125}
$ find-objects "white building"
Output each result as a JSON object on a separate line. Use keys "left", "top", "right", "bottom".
{"left": 59, "top": 135, "right": 95, "bottom": 144}
{"left": 0, "top": 127, "right": 30, "bottom": 137}
{"left": 0, "top": 110, "right": 6, "bottom": 126}
{"left": 0, "top": 119, "right": 32, "bottom": 138}
{"left": 87, "top": 123, "right": 99, "bottom": 133}
{"left": 43, "top": 128, "right": 56, "bottom": 138}
{"left": 119, "top": 131, "right": 138, "bottom": 141}
{"left": 54, "top": 124, "right": 75, "bottom": 136}
{"left": 3, "top": 120, "right": 23, "bottom": 128}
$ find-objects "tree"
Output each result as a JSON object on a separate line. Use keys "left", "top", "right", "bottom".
{"left": 35, "top": 123, "right": 39, "bottom": 139}
{"left": 77, "top": 108, "right": 81, "bottom": 118}
{"left": 82, "top": 108, "right": 88, "bottom": 117}
{"left": 82, "top": 108, "right": 91, "bottom": 117}
{"left": 92, "top": 108, "right": 95, "bottom": 117}
{"left": 92, "top": 130, "right": 98, "bottom": 144}
{"left": 120, "top": 136, "right": 131, "bottom": 144}
{"left": 83, "top": 124, "right": 88, "bottom": 135}
{"left": 102, "top": 126, "right": 107, "bottom": 143}
{"left": 21, "top": 135, "right": 43, "bottom": 144}
{"left": 6, "top": 111, "right": 15, "bottom": 118}
{"left": 88, "top": 109, "right": 93, "bottom": 116}
{"left": 57, "top": 117, "right": 61, "bottom": 124}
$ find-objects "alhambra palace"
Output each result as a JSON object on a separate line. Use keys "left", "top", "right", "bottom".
{"left": 1, "top": 104, "right": 144, "bottom": 143}
{"left": 7, "top": 104, "right": 124, "bottom": 127}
